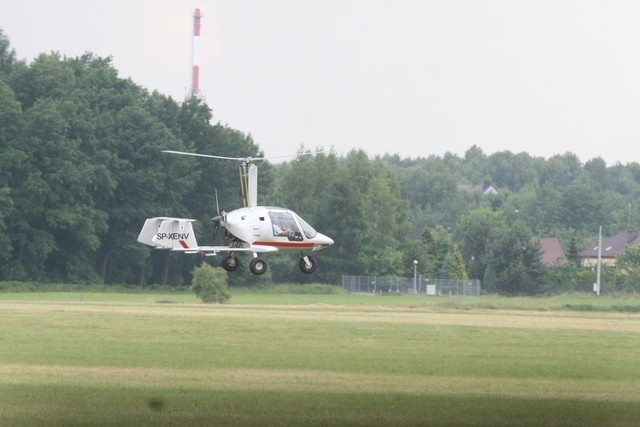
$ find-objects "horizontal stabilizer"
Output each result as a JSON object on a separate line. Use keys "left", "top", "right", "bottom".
{"left": 172, "top": 245, "right": 279, "bottom": 254}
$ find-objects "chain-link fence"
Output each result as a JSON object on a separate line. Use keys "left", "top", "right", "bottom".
{"left": 341, "top": 275, "right": 481, "bottom": 297}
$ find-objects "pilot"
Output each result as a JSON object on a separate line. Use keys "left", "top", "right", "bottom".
{"left": 273, "top": 223, "right": 291, "bottom": 236}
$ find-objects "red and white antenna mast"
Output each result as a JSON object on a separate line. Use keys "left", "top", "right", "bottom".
{"left": 190, "top": 8, "right": 203, "bottom": 99}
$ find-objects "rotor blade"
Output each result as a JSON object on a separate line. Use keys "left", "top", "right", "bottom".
{"left": 163, "top": 149, "right": 324, "bottom": 162}
{"left": 261, "top": 150, "right": 325, "bottom": 161}
{"left": 162, "top": 150, "right": 266, "bottom": 162}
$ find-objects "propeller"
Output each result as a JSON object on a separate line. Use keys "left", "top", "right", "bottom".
{"left": 211, "top": 216, "right": 222, "bottom": 243}
{"left": 211, "top": 188, "right": 223, "bottom": 244}
{"left": 215, "top": 187, "right": 221, "bottom": 215}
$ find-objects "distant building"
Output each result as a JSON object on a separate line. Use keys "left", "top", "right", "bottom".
{"left": 457, "top": 181, "right": 498, "bottom": 195}
{"left": 579, "top": 230, "right": 640, "bottom": 267}
{"left": 538, "top": 238, "right": 567, "bottom": 266}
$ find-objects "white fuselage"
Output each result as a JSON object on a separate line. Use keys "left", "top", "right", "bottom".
{"left": 223, "top": 206, "right": 333, "bottom": 253}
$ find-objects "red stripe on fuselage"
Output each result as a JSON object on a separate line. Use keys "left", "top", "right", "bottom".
{"left": 179, "top": 240, "right": 190, "bottom": 248}
{"left": 253, "top": 241, "right": 315, "bottom": 248}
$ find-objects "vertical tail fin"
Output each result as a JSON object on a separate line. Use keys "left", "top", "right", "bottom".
{"left": 137, "top": 217, "right": 199, "bottom": 250}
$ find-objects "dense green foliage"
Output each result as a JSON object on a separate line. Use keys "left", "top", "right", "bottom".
{"left": 2, "top": 29, "right": 640, "bottom": 294}
{"left": 190, "top": 263, "right": 230, "bottom": 303}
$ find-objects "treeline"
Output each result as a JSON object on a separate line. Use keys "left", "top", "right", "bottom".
{"left": 0, "top": 30, "right": 267, "bottom": 286}
{"left": 2, "top": 30, "right": 639, "bottom": 294}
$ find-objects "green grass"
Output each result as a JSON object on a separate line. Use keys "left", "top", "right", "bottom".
{"left": 1, "top": 293, "right": 640, "bottom": 425}
{"left": 2, "top": 289, "right": 639, "bottom": 312}
{"left": 5, "top": 385, "right": 640, "bottom": 426}
{"left": 0, "top": 291, "right": 199, "bottom": 303}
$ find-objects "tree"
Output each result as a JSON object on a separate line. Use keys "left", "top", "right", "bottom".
{"left": 0, "top": 29, "right": 18, "bottom": 78}
{"left": 9, "top": 53, "right": 76, "bottom": 109}
{"left": 583, "top": 157, "right": 609, "bottom": 191}
{"left": 398, "top": 159, "right": 457, "bottom": 208}
{"left": 103, "top": 104, "right": 197, "bottom": 285}
{"left": 484, "top": 223, "right": 545, "bottom": 295}
{"left": 540, "top": 153, "right": 582, "bottom": 192}
{"left": 486, "top": 151, "right": 538, "bottom": 192}
{"left": 417, "top": 225, "right": 453, "bottom": 277}
{"left": 566, "top": 234, "right": 581, "bottom": 268}
{"left": 314, "top": 174, "right": 368, "bottom": 281}
{"left": 557, "top": 177, "right": 606, "bottom": 231}
{"left": 462, "top": 145, "right": 488, "bottom": 183}
{"left": 437, "top": 251, "right": 451, "bottom": 279}
{"left": 0, "top": 79, "right": 23, "bottom": 269}
{"left": 23, "top": 97, "right": 108, "bottom": 282}
{"left": 448, "top": 244, "right": 468, "bottom": 280}
{"left": 455, "top": 208, "right": 507, "bottom": 281}
{"left": 615, "top": 246, "right": 640, "bottom": 292}
{"left": 190, "top": 263, "right": 231, "bottom": 303}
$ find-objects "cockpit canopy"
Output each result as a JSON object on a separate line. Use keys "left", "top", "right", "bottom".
{"left": 268, "top": 210, "right": 317, "bottom": 239}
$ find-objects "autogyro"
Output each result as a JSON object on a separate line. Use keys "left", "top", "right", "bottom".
{"left": 137, "top": 150, "right": 334, "bottom": 275}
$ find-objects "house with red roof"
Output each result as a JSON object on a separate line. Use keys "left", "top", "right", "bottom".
{"left": 538, "top": 238, "right": 567, "bottom": 266}
{"left": 579, "top": 230, "right": 640, "bottom": 267}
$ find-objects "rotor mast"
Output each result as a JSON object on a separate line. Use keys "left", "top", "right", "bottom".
{"left": 239, "top": 162, "right": 258, "bottom": 208}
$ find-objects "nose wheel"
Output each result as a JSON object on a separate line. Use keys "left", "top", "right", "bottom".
{"left": 250, "top": 257, "right": 268, "bottom": 275}
{"left": 299, "top": 255, "right": 316, "bottom": 274}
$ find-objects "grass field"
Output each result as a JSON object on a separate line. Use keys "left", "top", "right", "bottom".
{"left": 1, "top": 292, "right": 639, "bottom": 425}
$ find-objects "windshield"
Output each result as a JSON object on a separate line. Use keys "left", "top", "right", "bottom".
{"left": 269, "top": 211, "right": 300, "bottom": 236}
{"left": 294, "top": 213, "right": 317, "bottom": 239}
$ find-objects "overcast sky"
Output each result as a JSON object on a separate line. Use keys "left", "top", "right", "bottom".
{"left": 2, "top": 1, "right": 640, "bottom": 164}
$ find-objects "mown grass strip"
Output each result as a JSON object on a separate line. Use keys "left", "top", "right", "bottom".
{"left": 2, "top": 383, "right": 640, "bottom": 427}
{"left": 2, "top": 364, "right": 640, "bottom": 403}
{"left": 2, "top": 290, "right": 640, "bottom": 313}
{"left": 3, "top": 300, "right": 640, "bottom": 333}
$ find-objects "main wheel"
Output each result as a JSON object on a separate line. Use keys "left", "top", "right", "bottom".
{"left": 250, "top": 257, "right": 268, "bottom": 275}
{"left": 221, "top": 254, "right": 240, "bottom": 272}
{"left": 299, "top": 256, "right": 317, "bottom": 274}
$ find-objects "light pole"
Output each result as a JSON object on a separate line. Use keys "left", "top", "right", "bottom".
{"left": 595, "top": 225, "right": 602, "bottom": 296}
{"left": 413, "top": 260, "right": 418, "bottom": 294}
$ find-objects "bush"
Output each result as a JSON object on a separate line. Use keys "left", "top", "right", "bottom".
{"left": 190, "top": 264, "right": 231, "bottom": 303}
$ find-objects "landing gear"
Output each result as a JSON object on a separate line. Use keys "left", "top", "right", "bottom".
{"left": 221, "top": 253, "right": 317, "bottom": 275}
{"left": 250, "top": 257, "right": 268, "bottom": 275}
{"left": 221, "top": 254, "right": 239, "bottom": 272}
{"left": 299, "top": 255, "right": 316, "bottom": 274}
